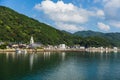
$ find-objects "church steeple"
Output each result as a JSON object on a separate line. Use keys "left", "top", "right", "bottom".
{"left": 30, "top": 36, "right": 34, "bottom": 44}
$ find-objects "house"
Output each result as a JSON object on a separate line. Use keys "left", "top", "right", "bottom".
{"left": 114, "top": 47, "right": 118, "bottom": 50}
{"left": 59, "top": 44, "right": 66, "bottom": 49}
{"left": 80, "top": 46, "right": 85, "bottom": 49}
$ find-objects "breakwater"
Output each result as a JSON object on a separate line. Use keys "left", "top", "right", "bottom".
{"left": 0, "top": 48, "right": 120, "bottom": 53}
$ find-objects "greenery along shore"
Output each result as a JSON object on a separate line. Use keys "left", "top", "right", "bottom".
{"left": 0, "top": 6, "right": 120, "bottom": 47}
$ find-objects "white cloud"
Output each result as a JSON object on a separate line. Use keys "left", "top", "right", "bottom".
{"left": 103, "top": 0, "right": 120, "bottom": 20}
{"left": 56, "top": 22, "right": 85, "bottom": 33}
{"left": 34, "top": 0, "right": 99, "bottom": 32}
{"left": 89, "top": 7, "right": 105, "bottom": 19}
{"left": 109, "top": 21, "right": 120, "bottom": 28}
{"left": 103, "top": 0, "right": 109, "bottom": 3}
{"left": 98, "top": 22, "right": 110, "bottom": 31}
{"left": 34, "top": 0, "right": 116, "bottom": 32}
{"left": 96, "top": 10, "right": 105, "bottom": 17}
{"left": 34, "top": 0, "right": 94, "bottom": 24}
{"left": 101, "top": 0, "right": 120, "bottom": 28}
{"left": 94, "top": 0, "right": 101, "bottom": 3}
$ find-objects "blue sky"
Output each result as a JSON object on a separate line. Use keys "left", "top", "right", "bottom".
{"left": 0, "top": 0, "right": 120, "bottom": 33}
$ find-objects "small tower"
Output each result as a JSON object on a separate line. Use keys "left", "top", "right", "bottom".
{"left": 30, "top": 36, "right": 34, "bottom": 44}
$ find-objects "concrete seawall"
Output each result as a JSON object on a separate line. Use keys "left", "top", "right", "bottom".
{"left": 0, "top": 49, "right": 44, "bottom": 53}
{"left": 0, "top": 49, "right": 120, "bottom": 53}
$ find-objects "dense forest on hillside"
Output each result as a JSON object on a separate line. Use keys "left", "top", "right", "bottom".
{"left": 0, "top": 6, "right": 76, "bottom": 45}
{"left": 74, "top": 31, "right": 120, "bottom": 47}
{"left": 0, "top": 6, "right": 120, "bottom": 47}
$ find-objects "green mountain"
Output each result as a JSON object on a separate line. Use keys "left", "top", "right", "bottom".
{"left": 74, "top": 30, "right": 104, "bottom": 37}
{"left": 0, "top": 6, "right": 120, "bottom": 47}
{"left": 0, "top": 6, "right": 76, "bottom": 45}
{"left": 74, "top": 31, "right": 120, "bottom": 47}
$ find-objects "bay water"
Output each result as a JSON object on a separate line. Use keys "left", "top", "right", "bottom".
{"left": 0, "top": 52, "right": 120, "bottom": 80}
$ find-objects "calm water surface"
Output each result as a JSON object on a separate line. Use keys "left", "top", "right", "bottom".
{"left": 0, "top": 52, "right": 120, "bottom": 80}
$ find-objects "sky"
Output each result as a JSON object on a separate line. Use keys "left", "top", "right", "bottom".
{"left": 0, "top": 0, "right": 120, "bottom": 33}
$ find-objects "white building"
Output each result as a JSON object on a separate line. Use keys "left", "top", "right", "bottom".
{"left": 80, "top": 46, "right": 85, "bottom": 49}
{"left": 29, "top": 36, "right": 42, "bottom": 48}
{"left": 59, "top": 44, "right": 66, "bottom": 49}
{"left": 30, "top": 36, "right": 34, "bottom": 44}
{"left": 114, "top": 47, "right": 118, "bottom": 50}
{"left": 99, "top": 47, "right": 104, "bottom": 50}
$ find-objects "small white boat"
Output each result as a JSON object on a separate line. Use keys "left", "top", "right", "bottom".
{"left": 21, "top": 49, "right": 27, "bottom": 54}
{"left": 15, "top": 49, "right": 21, "bottom": 54}
{"left": 15, "top": 49, "right": 27, "bottom": 54}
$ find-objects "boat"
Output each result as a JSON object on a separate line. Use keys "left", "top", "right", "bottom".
{"left": 15, "top": 48, "right": 27, "bottom": 54}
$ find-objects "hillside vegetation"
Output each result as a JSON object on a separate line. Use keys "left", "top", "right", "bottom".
{"left": 0, "top": 6, "right": 119, "bottom": 47}
{"left": 74, "top": 31, "right": 120, "bottom": 47}
{"left": 0, "top": 6, "right": 76, "bottom": 45}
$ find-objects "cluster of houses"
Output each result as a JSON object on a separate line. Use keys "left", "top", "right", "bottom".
{"left": 5, "top": 36, "right": 41, "bottom": 49}
{"left": 44, "top": 44, "right": 118, "bottom": 52}
{"left": 0, "top": 36, "right": 119, "bottom": 52}
{"left": 44, "top": 44, "right": 86, "bottom": 50}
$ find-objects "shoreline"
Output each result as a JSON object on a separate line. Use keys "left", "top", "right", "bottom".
{"left": 0, "top": 48, "right": 120, "bottom": 53}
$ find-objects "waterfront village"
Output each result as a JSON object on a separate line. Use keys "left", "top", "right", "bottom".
{"left": 0, "top": 36, "right": 119, "bottom": 53}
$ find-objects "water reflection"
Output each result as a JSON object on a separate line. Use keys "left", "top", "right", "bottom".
{"left": 100, "top": 53, "right": 103, "bottom": 60}
{"left": 43, "top": 52, "right": 51, "bottom": 60}
{"left": 30, "top": 54, "right": 34, "bottom": 70}
{"left": 114, "top": 50, "right": 118, "bottom": 53}
{"left": 0, "top": 52, "right": 120, "bottom": 80}
{"left": 113, "top": 51, "right": 118, "bottom": 60}
{"left": 6, "top": 52, "right": 16, "bottom": 61}
{"left": 6, "top": 52, "right": 9, "bottom": 60}
{"left": 61, "top": 52, "right": 65, "bottom": 61}
{"left": 100, "top": 50, "right": 104, "bottom": 54}
{"left": 11, "top": 53, "right": 16, "bottom": 61}
{"left": 106, "top": 50, "right": 108, "bottom": 53}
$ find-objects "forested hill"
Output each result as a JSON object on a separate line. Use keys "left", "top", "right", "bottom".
{"left": 0, "top": 6, "right": 76, "bottom": 45}
{"left": 74, "top": 31, "right": 120, "bottom": 47}
{"left": 74, "top": 30, "right": 104, "bottom": 37}
{"left": 0, "top": 6, "right": 120, "bottom": 47}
